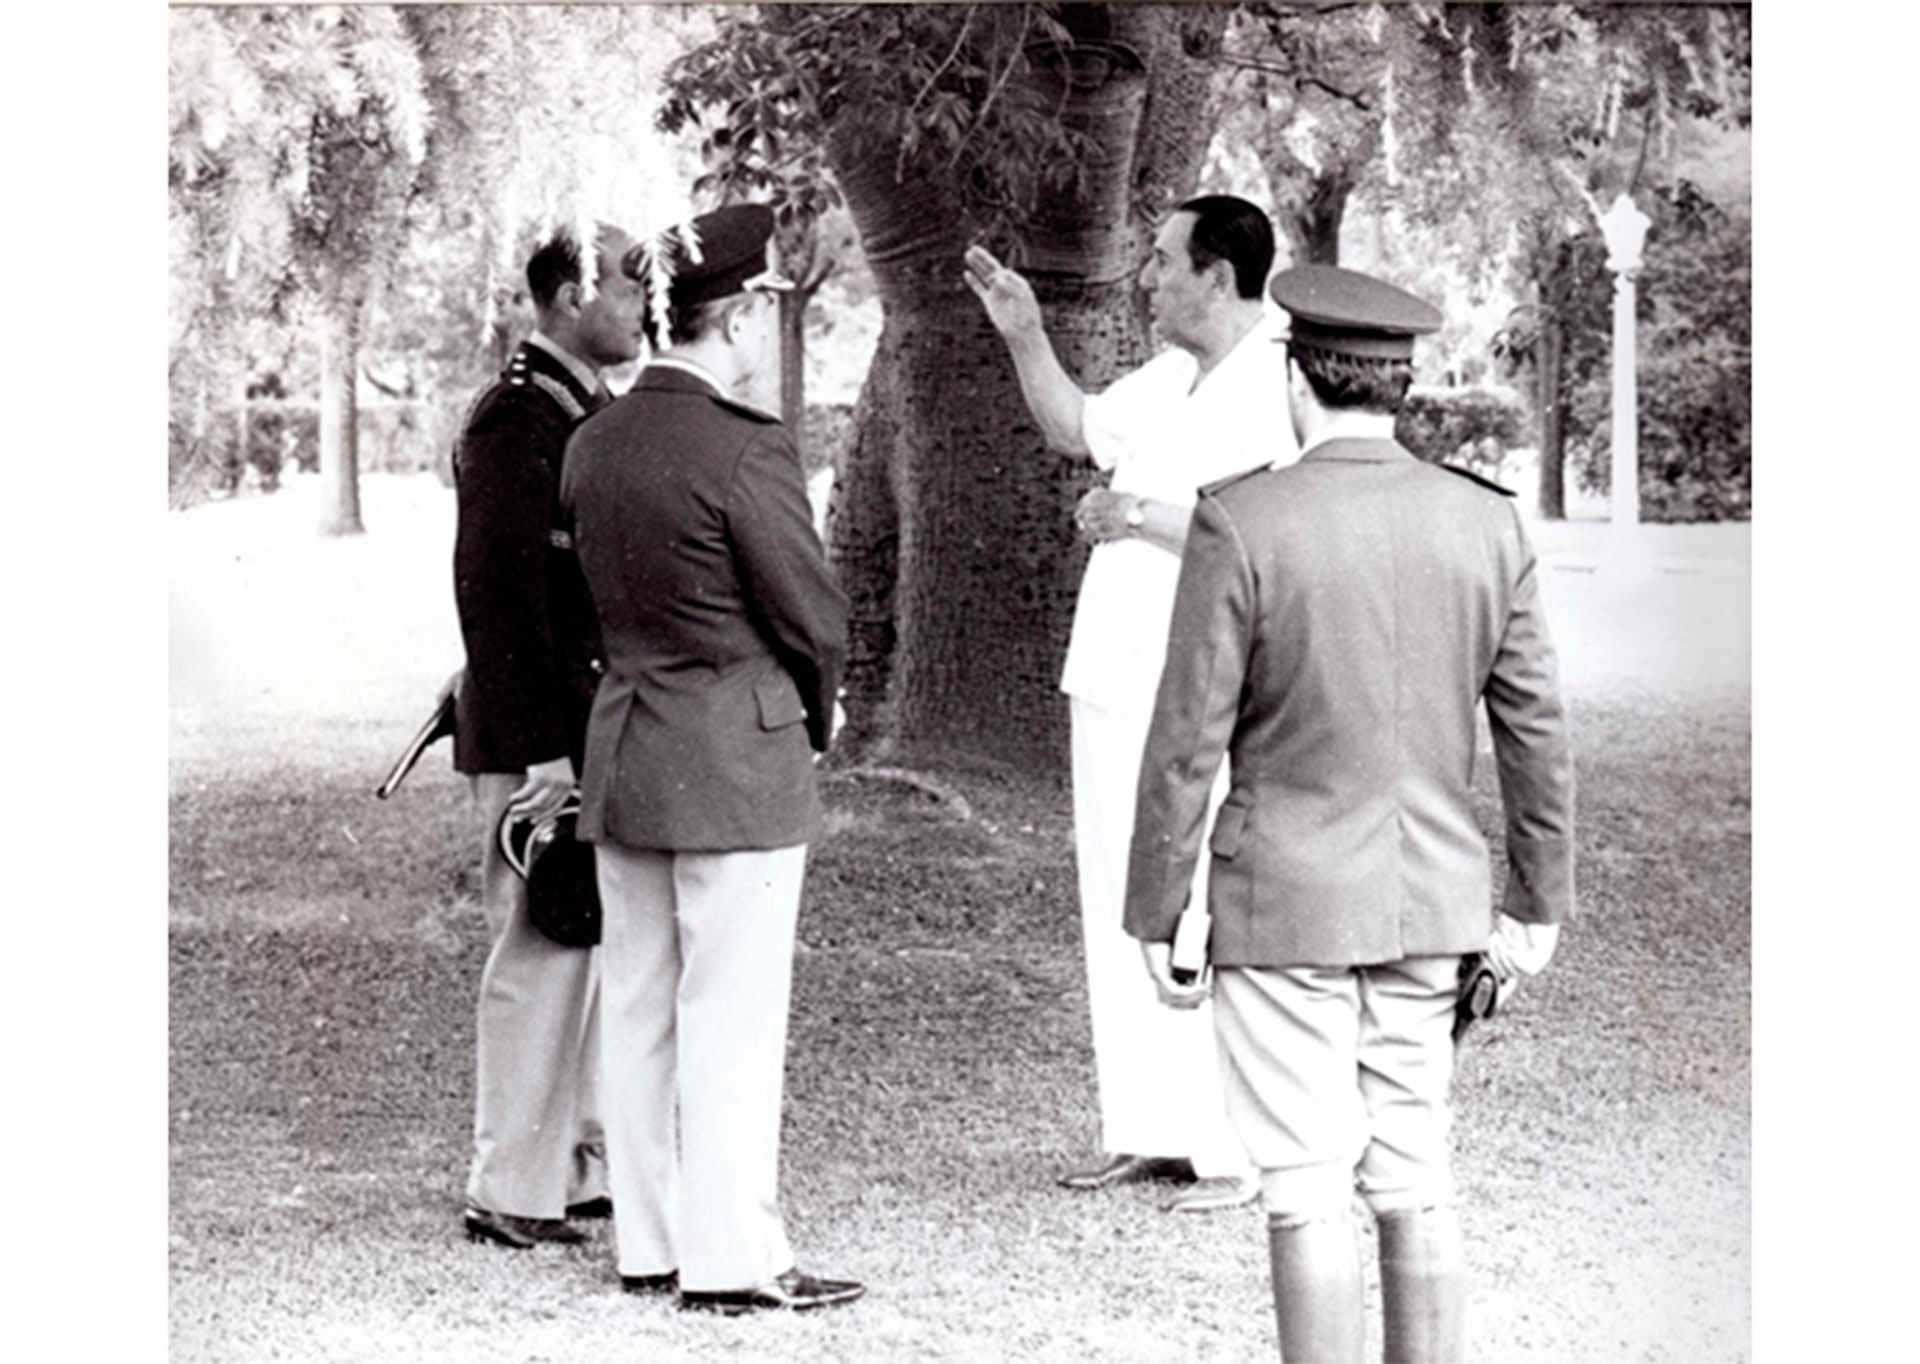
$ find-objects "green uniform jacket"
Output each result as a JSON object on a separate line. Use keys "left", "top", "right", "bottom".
{"left": 1124, "top": 437, "right": 1575, "bottom": 967}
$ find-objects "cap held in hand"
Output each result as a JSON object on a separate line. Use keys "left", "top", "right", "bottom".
{"left": 497, "top": 793, "right": 601, "bottom": 949}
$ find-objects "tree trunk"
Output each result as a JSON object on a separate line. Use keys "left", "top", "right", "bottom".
{"left": 779, "top": 288, "right": 808, "bottom": 432}
{"left": 317, "top": 294, "right": 365, "bottom": 536}
{"left": 1288, "top": 169, "right": 1352, "bottom": 266}
{"left": 772, "top": 218, "right": 834, "bottom": 432}
{"left": 1536, "top": 310, "right": 1566, "bottom": 520}
{"left": 1267, "top": 122, "right": 1378, "bottom": 268}
{"left": 830, "top": 141, "right": 1116, "bottom": 767}
{"left": 826, "top": 5, "right": 1220, "bottom": 771}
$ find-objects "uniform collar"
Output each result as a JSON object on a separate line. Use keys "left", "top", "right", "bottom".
{"left": 636, "top": 357, "right": 728, "bottom": 397}
{"left": 526, "top": 331, "right": 605, "bottom": 403}
{"left": 1296, "top": 434, "right": 1415, "bottom": 464}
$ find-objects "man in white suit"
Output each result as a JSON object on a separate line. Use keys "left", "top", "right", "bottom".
{"left": 965, "top": 195, "right": 1289, "bottom": 1213}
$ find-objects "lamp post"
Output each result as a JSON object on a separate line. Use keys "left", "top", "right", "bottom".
{"left": 1597, "top": 192, "right": 1652, "bottom": 579}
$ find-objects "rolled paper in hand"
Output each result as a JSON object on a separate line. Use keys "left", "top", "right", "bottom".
{"left": 1169, "top": 904, "right": 1212, "bottom": 986}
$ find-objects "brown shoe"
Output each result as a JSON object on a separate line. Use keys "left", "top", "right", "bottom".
{"left": 463, "top": 1206, "right": 588, "bottom": 1249}
{"left": 1162, "top": 1175, "right": 1259, "bottom": 1214}
{"left": 1056, "top": 1154, "right": 1197, "bottom": 1191}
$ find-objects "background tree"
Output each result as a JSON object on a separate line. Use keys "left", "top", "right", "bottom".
{"left": 1205, "top": 1, "right": 1392, "bottom": 267}
{"left": 1202, "top": 3, "right": 1749, "bottom": 520}
{"left": 169, "top": 6, "right": 432, "bottom": 535}
{"left": 168, "top": 4, "right": 708, "bottom": 523}
{"left": 665, "top": 2, "right": 1234, "bottom": 769}
{"left": 659, "top": 66, "right": 848, "bottom": 431}
{"left": 1396, "top": 2, "right": 1752, "bottom": 519}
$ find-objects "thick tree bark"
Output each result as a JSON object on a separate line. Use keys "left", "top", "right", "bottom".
{"left": 316, "top": 294, "right": 365, "bottom": 536}
{"left": 826, "top": 4, "right": 1221, "bottom": 770}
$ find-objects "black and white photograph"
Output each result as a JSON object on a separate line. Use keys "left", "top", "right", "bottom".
{"left": 150, "top": 2, "right": 1787, "bottom": 1358}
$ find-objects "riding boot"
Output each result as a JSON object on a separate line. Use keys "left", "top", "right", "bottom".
{"left": 1266, "top": 1209, "right": 1366, "bottom": 1363}
{"left": 1376, "top": 1204, "right": 1466, "bottom": 1364}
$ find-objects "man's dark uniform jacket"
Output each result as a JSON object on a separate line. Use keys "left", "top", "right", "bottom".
{"left": 452, "top": 341, "right": 607, "bottom": 774}
{"left": 560, "top": 365, "right": 847, "bottom": 853}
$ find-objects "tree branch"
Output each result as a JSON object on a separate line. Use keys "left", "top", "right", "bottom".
{"left": 947, "top": 4, "right": 1034, "bottom": 172}
{"left": 1204, "top": 51, "right": 1373, "bottom": 111}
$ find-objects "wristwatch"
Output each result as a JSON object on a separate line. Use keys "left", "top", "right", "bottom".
{"left": 1124, "top": 499, "right": 1146, "bottom": 534}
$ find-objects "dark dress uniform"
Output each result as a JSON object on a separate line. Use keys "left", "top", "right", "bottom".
{"left": 451, "top": 338, "right": 609, "bottom": 1224}
{"left": 557, "top": 206, "right": 856, "bottom": 1306}
{"left": 561, "top": 358, "right": 849, "bottom": 1294}
{"left": 453, "top": 340, "right": 606, "bottom": 775}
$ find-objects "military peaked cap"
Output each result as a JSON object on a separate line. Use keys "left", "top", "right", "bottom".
{"left": 1269, "top": 265, "right": 1442, "bottom": 360}
{"left": 622, "top": 203, "right": 795, "bottom": 311}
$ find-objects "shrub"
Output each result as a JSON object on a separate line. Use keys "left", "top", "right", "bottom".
{"left": 1397, "top": 386, "right": 1527, "bottom": 481}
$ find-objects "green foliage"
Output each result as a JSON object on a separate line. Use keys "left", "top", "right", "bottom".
{"left": 1397, "top": 386, "right": 1527, "bottom": 479}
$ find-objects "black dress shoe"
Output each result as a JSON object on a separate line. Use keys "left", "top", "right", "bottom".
{"left": 463, "top": 1206, "right": 588, "bottom": 1249}
{"left": 1056, "top": 1154, "right": 1197, "bottom": 1191}
{"left": 620, "top": 1271, "right": 678, "bottom": 1295}
{"left": 680, "top": 1268, "right": 866, "bottom": 1315}
{"left": 566, "top": 1197, "right": 613, "bottom": 1220}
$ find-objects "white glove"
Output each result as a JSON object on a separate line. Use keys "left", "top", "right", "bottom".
{"left": 1485, "top": 912, "right": 1560, "bottom": 982}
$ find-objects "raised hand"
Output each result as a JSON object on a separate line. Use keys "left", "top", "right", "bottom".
{"left": 963, "top": 244, "right": 1045, "bottom": 340}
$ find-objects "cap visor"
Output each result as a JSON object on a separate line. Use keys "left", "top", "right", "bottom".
{"left": 742, "top": 267, "right": 796, "bottom": 293}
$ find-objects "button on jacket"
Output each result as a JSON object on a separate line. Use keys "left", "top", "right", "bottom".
{"left": 559, "top": 365, "right": 848, "bottom": 853}
{"left": 1124, "top": 437, "right": 1575, "bottom": 968}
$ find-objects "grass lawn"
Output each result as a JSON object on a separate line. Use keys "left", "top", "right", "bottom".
{"left": 169, "top": 475, "right": 1750, "bottom": 1361}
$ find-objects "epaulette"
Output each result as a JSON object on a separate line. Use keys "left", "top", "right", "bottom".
{"left": 1437, "top": 464, "right": 1517, "bottom": 497}
{"left": 503, "top": 347, "right": 587, "bottom": 422}
{"left": 1200, "top": 466, "right": 1271, "bottom": 498}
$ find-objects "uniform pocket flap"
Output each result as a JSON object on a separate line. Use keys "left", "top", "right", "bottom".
{"left": 753, "top": 674, "right": 807, "bottom": 731}
{"left": 1209, "top": 802, "right": 1248, "bottom": 859}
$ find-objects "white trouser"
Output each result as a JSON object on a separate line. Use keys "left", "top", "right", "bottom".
{"left": 595, "top": 841, "right": 806, "bottom": 1290}
{"left": 465, "top": 772, "right": 607, "bottom": 1219}
{"left": 1070, "top": 695, "right": 1250, "bottom": 1179}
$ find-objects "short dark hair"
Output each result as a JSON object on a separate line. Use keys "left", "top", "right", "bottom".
{"left": 667, "top": 291, "right": 760, "bottom": 347}
{"left": 1289, "top": 342, "right": 1414, "bottom": 414}
{"left": 526, "top": 234, "right": 583, "bottom": 311}
{"left": 1176, "top": 195, "right": 1275, "bottom": 300}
